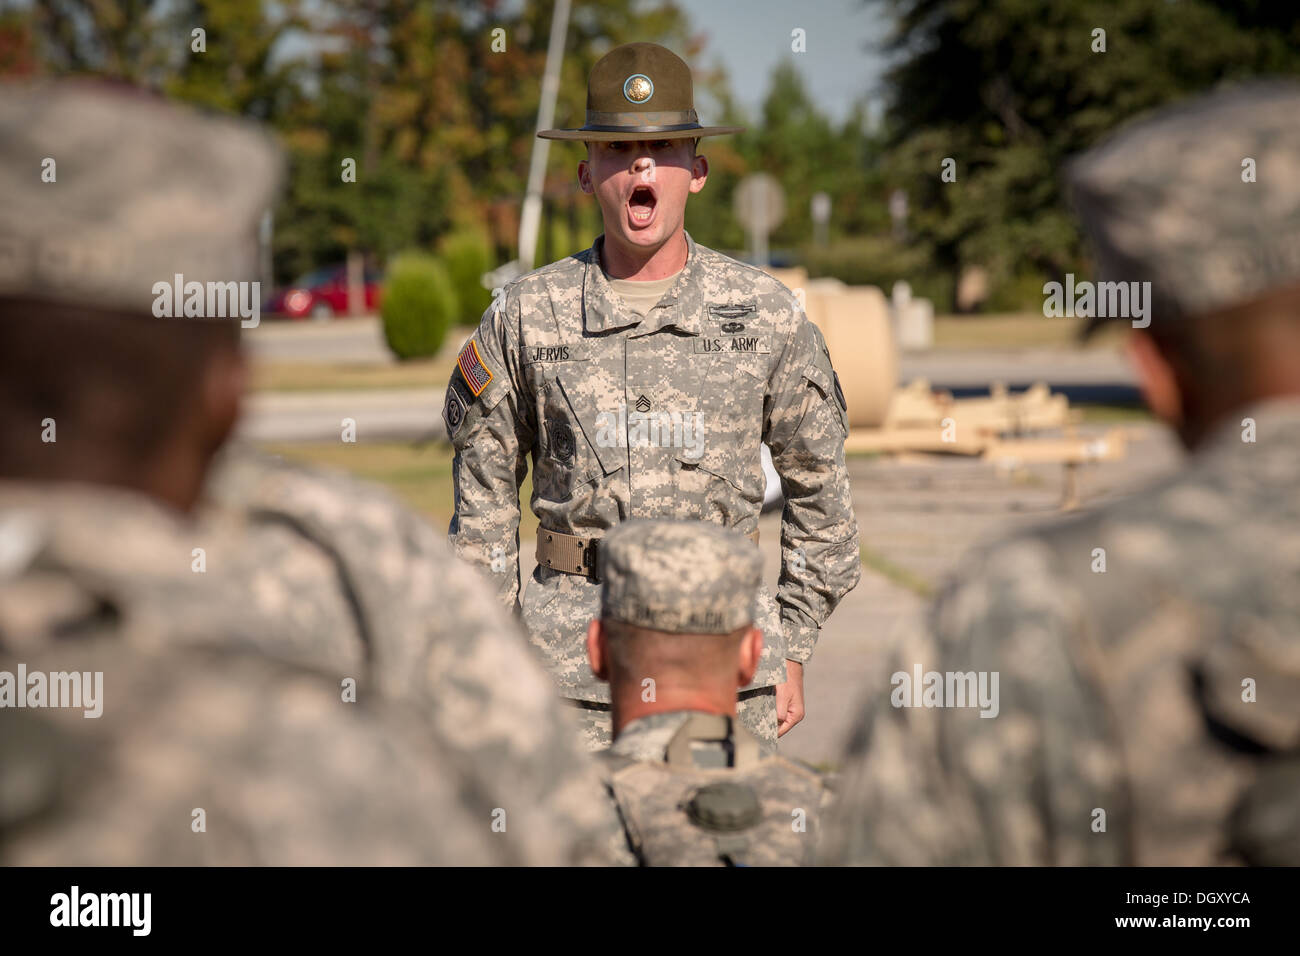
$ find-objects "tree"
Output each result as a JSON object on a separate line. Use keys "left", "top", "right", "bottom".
{"left": 873, "top": 0, "right": 1300, "bottom": 305}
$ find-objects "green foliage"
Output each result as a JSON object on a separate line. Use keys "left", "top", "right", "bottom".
{"left": 687, "top": 63, "right": 883, "bottom": 253}
{"left": 380, "top": 252, "right": 458, "bottom": 361}
{"left": 438, "top": 228, "right": 495, "bottom": 324}
{"left": 874, "top": 0, "right": 1300, "bottom": 301}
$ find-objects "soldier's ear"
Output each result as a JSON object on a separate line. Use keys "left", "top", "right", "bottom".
{"left": 737, "top": 626, "right": 762, "bottom": 687}
{"left": 587, "top": 619, "right": 609, "bottom": 680}
{"left": 1127, "top": 330, "right": 1183, "bottom": 432}
{"left": 198, "top": 345, "right": 245, "bottom": 461}
{"left": 689, "top": 153, "right": 709, "bottom": 194}
{"left": 578, "top": 158, "right": 595, "bottom": 194}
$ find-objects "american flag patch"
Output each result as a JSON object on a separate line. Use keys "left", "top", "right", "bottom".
{"left": 457, "top": 340, "right": 493, "bottom": 396}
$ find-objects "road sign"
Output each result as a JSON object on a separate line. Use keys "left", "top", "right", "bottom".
{"left": 734, "top": 173, "right": 786, "bottom": 266}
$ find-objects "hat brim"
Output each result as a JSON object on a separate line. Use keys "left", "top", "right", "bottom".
{"left": 537, "top": 125, "right": 743, "bottom": 141}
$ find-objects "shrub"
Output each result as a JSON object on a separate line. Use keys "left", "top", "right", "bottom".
{"left": 438, "top": 227, "right": 495, "bottom": 323}
{"left": 380, "top": 252, "right": 458, "bottom": 360}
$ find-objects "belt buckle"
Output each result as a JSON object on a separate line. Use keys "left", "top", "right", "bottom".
{"left": 584, "top": 539, "right": 600, "bottom": 582}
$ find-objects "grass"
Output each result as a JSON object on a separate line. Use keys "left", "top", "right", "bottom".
{"left": 1074, "top": 403, "right": 1153, "bottom": 424}
{"left": 250, "top": 323, "right": 473, "bottom": 393}
{"left": 256, "top": 440, "right": 539, "bottom": 544}
{"left": 932, "top": 313, "right": 1126, "bottom": 349}
{"left": 251, "top": 359, "right": 445, "bottom": 392}
{"left": 249, "top": 316, "right": 1124, "bottom": 393}
{"left": 256, "top": 441, "right": 926, "bottom": 599}
{"left": 858, "top": 545, "right": 934, "bottom": 598}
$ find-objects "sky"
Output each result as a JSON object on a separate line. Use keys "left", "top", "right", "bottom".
{"left": 679, "top": 0, "right": 893, "bottom": 126}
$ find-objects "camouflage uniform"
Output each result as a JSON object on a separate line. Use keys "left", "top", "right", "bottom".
{"left": 593, "top": 521, "right": 829, "bottom": 865}
{"left": 446, "top": 233, "right": 862, "bottom": 748}
{"left": 823, "top": 83, "right": 1300, "bottom": 866}
{"left": 602, "top": 711, "right": 828, "bottom": 866}
{"left": 2, "top": 640, "right": 525, "bottom": 866}
{"left": 203, "top": 446, "right": 634, "bottom": 864}
{"left": 0, "top": 80, "right": 630, "bottom": 867}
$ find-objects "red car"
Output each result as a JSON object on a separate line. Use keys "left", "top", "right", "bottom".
{"left": 265, "top": 264, "right": 383, "bottom": 320}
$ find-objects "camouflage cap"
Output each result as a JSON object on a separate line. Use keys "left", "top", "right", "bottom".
{"left": 1067, "top": 82, "right": 1300, "bottom": 336}
{"left": 599, "top": 520, "right": 761, "bottom": 634}
{"left": 0, "top": 79, "right": 282, "bottom": 316}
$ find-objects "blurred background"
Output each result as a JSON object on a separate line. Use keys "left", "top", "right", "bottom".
{"left": 6, "top": 0, "right": 1300, "bottom": 762}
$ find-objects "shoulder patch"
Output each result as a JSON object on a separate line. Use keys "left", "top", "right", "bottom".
{"left": 456, "top": 340, "right": 494, "bottom": 397}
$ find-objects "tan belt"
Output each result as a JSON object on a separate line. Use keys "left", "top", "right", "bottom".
{"left": 537, "top": 526, "right": 759, "bottom": 580}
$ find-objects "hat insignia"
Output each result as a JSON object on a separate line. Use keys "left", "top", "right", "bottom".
{"left": 623, "top": 74, "right": 654, "bottom": 104}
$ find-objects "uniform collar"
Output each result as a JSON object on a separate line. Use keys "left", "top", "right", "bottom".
{"left": 1197, "top": 395, "right": 1300, "bottom": 473}
{"left": 582, "top": 232, "right": 705, "bottom": 337}
{"left": 609, "top": 709, "right": 698, "bottom": 761}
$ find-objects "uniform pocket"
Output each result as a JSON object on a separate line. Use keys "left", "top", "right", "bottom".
{"left": 676, "top": 360, "right": 766, "bottom": 501}
{"left": 535, "top": 376, "right": 620, "bottom": 502}
{"left": 802, "top": 356, "right": 849, "bottom": 436}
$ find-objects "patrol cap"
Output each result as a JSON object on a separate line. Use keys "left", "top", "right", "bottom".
{"left": 599, "top": 519, "right": 761, "bottom": 634}
{"left": 538, "top": 42, "right": 743, "bottom": 142}
{"left": 0, "top": 79, "right": 282, "bottom": 317}
{"left": 1067, "top": 81, "right": 1300, "bottom": 336}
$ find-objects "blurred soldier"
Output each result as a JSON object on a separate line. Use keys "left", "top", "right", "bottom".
{"left": 823, "top": 82, "right": 1300, "bottom": 865}
{"left": 446, "top": 42, "right": 861, "bottom": 752}
{"left": 587, "top": 520, "right": 828, "bottom": 865}
{"left": 1, "top": 641, "right": 525, "bottom": 865}
{"left": 0, "top": 79, "right": 627, "bottom": 865}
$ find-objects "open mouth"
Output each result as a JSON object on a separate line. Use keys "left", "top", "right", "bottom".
{"left": 627, "top": 184, "right": 657, "bottom": 226}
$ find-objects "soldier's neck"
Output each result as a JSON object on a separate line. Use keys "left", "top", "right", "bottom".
{"left": 610, "top": 679, "right": 737, "bottom": 740}
{"left": 598, "top": 229, "right": 688, "bottom": 281}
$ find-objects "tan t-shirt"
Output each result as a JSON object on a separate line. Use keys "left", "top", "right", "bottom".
{"left": 607, "top": 270, "right": 682, "bottom": 317}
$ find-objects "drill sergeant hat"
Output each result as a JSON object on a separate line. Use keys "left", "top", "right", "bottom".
{"left": 598, "top": 520, "right": 762, "bottom": 634}
{"left": 538, "top": 42, "right": 743, "bottom": 142}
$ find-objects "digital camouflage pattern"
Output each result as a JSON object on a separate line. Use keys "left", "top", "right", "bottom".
{"left": 600, "top": 710, "right": 828, "bottom": 866}
{"left": 1068, "top": 82, "right": 1300, "bottom": 333}
{"left": 446, "top": 232, "right": 861, "bottom": 702}
{"left": 823, "top": 398, "right": 1300, "bottom": 865}
{"left": 599, "top": 519, "right": 762, "bottom": 633}
{"left": 0, "top": 80, "right": 280, "bottom": 315}
{"left": 202, "top": 446, "right": 636, "bottom": 865}
{"left": 0, "top": 455, "right": 634, "bottom": 866}
{"left": 1, "top": 640, "right": 520, "bottom": 865}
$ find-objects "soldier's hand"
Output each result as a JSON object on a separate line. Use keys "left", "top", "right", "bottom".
{"left": 776, "top": 659, "right": 806, "bottom": 737}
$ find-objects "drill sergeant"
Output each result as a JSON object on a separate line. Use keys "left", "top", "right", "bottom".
{"left": 445, "top": 42, "right": 861, "bottom": 752}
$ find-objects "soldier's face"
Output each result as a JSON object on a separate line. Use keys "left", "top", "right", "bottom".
{"left": 579, "top": 139, "right": 708, "bottom": 255}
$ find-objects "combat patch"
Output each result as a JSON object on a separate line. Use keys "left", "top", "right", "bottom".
{"left": 521, "top": 343, "right": 590, "bottom": 364}
{"left": 456, "top": 339, "right": 494, "bottom": 396}
{"left": 708, "top": 301, "right": 756, "bottom": 321}
{"left": 694, "top": 335, "right": 771, "bottom": 354}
